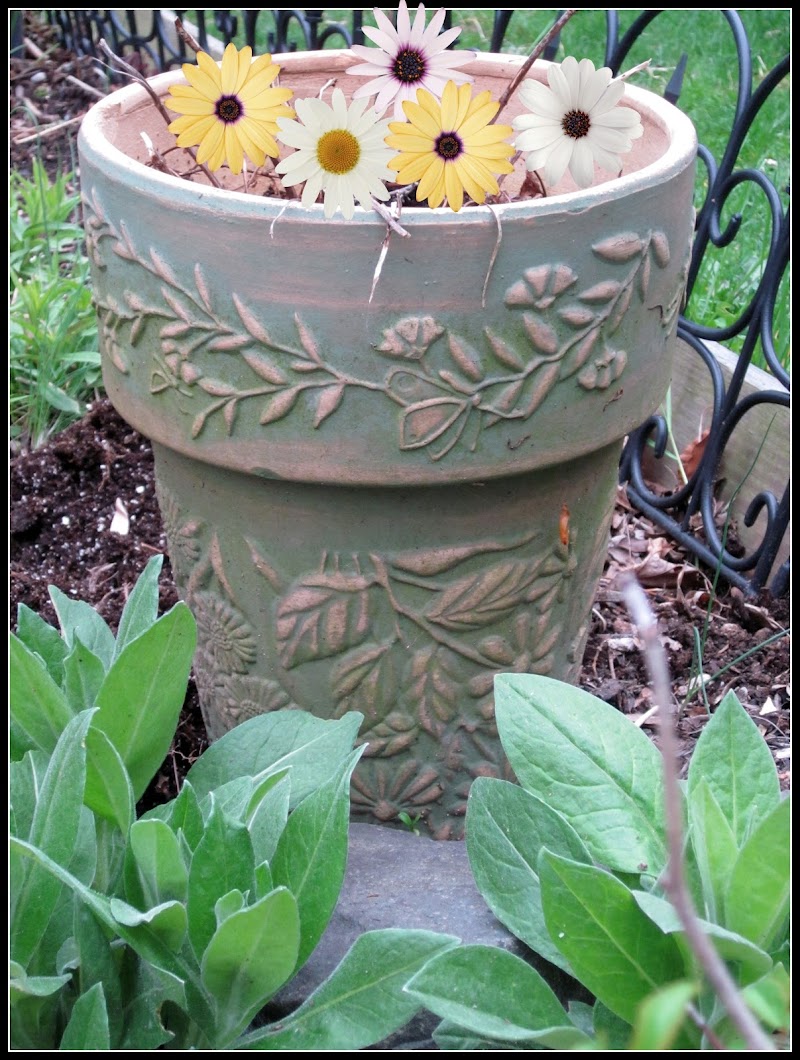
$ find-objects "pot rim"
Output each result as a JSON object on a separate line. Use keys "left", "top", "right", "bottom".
{"left": 78, "top": 49, "right": 698, "bottom": 226}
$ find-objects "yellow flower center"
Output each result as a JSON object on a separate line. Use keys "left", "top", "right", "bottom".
{"left": 394, "top": 48, "right": 426, "bottom": 84}
{"left": 216, "top": 94, "right": 243, "bottom": 124}
{"left": 562, "top": 109, "right": 591, "bottom": 140}
{"left": 317, "top": 129, "right": 361, "bottom": 174}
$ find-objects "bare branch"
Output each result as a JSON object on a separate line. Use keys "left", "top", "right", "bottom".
{"left": 621, "top": 574, "right": 775, "bottom": 1052}
{"left": 494, "top": 9, "right": 579, "bottom": 120}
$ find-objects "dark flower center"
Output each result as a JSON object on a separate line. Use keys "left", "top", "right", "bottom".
{"left": 394, "top": 48, "right": 426, "bottom": 84}
{"left": 216, "top": 95, "right": 243, "bottom": 124}
{"left": 435, "top": 132, "right": 463, "bottom": 161}
{"left": 562, "top": 109, "right": 591, "bottom": 140}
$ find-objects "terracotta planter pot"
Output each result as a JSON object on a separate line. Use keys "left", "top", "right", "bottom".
{"left": 78, "top": 51, "right": 696, "bottom": 837}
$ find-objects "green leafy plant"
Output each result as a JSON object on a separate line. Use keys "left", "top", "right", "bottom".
{"left": 10, "top": 159, "right": 101, "bottom": 449}
{"left": 10, "top": 556, "right": 458, "bottom": 1049}
{"left": 404, "top": 673, "right": 789, "bottom": 1049}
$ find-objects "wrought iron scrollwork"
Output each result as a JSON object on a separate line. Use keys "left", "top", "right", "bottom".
{"left": 48, "top": 9, "right": 790, "bottom": 594}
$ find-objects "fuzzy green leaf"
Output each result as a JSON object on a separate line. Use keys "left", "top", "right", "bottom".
{"left": 687, "top": 778, "right": 739, "bottom": 923}
{"left": 539, "top": 851, "right": 684, "bottom": 1025}
{"left": 10, "top": 632, "right": 75, "bottom": 758}
{"left": 632, "top": 890, "right": 772, "bottom": 984}
{"left": 93, "top": 602, "right": 196, "bottom": 800}
{"left": 628, "top": 980, "right": 697, "bottom": 1050}
{"left": 238, "top": 929, "right": 460, "bottom": 1051}
{"left": 11, "top": 710, "right": 93, "bottom": 967}
{"left": 114, "top": 554, "right": 164, "bottom": 658}
{"left": 494, "top": 674, "right": 666, "bottom": 873}
{"left": 404, "top": 944, "right": 577, "bottom": 1044}
{"left": 724, "top": 796, "right": 790, "bottom": 952}
{"left": 187, "top": 800, "right": 255, "bottom": 961}
{"left": 63, "top": 637, "right": 106, "bottom": 713}
{"left": 73, "top": 904, "right": 124, "bottom": 1048}
{"left": 247, "top": 772, "right": 292, "bottom": 867}
{"left": 49, "top": 585, "right": 115, "bottom": 670}
{"left": 202, "top": 887, "right": 300, "bottom": 1046}
{"left": 186, "top": 711, "right": 363, "bottom": 808}
{"left": 84, "top": 726, "right": 135, "bottom": 835}
{"left": 465, "top": 777, "right": 590, "bottom": 971}
{"left": 15, "top": 603, "right": 67, "bottom": 685}
{"left": 59, "top": 982, "right": 110, "bottom": 1050}
{"left": 129, "top": 818, "right": 189, "bottom": 907}
{"left": 272, "top": 748, "right": 363, "bottom": 971}
{"left": 687, "top": 691, "right": 780, "bottom": 846}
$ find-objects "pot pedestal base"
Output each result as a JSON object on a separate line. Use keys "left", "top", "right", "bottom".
{"left": 154, "top": 440, "right": 619, "bottom": 838}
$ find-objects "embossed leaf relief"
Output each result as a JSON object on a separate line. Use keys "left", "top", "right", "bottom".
{"left": 85, "top": 189, "right": 680, "bottom": 460}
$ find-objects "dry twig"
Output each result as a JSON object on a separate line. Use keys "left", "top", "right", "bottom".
{"left": 621, "top": 574, "right": 775, "bottom": 1052}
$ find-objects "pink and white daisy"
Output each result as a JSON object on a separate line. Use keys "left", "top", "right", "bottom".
{"left": 346, "top": 1, "right": 475, "bottom": 120}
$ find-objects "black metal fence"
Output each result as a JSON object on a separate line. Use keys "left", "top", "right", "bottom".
{"left": 46, "top": 8, "right": 790, "bottom": 597}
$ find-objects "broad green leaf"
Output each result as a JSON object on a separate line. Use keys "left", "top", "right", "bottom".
{"left": 10, "top": 750, "right": 50, "bottom": 841}
{"left": 632, "top": 890, "right": 772, "bottom": 984}
{"left": 186, "top": 711, "right": 363, "bottom": 807}
{"left": 63, "top": 637, "right": 106, "bottom": 713}
{"left": 404, "top": 944, "right": 574, "bottom": 1043}
{"left": 271, "top": 748, "right": 363, "bottom": 970}
{"left": 93, "top": 602, "right": 196, "bottom": 800}
{"left": 49, "top": 585, "right": 115, "bottom": 669}
{"left": 724, "top": 796, "right": 790, "bottom": 951}
{"left": 539, "top": 851, "right": 684, "bottom": 1025}
{"left": 202, "top": 887, "right": 300, "bottom": 1046}
{"left": 254, "top": 862, "right": 273, "bottom": 900}
{"left": 110, "top": 898, "right": 188, "bottom": 954}
{"left": 628, "top": 980, "right": 698, "bottom": 1050}
{"left": 247, "top": 772, "right": 291, "bottom": 866}
{"left": 9, "top": 964, "right": 70, "bottom": 1004}
{"left": 11, "top": 836, "right": 209, "bottom": 1035}
{"left": 494, "top": 674, "right": 666, "bottom": 873}
{"left": 84, "top": 727, "right": 135, "bottom": 835}
{"left": 593, "top": 1001, "right": 632, "bottom": 1049}
{"left": 10, "top": 632, "right": 75, "bottom": 757}
{"left": 118, "top": 959, "right": 179, "bottom": 1050}
{"left": 214, "top": 890, "right": 246, "bottom": 926}
{"left": 466, "top": 777, "right": 589, "bottom": 972}
{"left": 739, "top": 964, "right": 790, "bottom": 1032}
{"left": 59, "top": 981, "right": 110, "bottom": 1050}
{"left": 114, "top": 554, "right": 164, "bottom": 657}
{"left": 187, "top": 800, "right": 255, "bottom": 961}
{"left": 167, "top": 779, "right": 205, "bottom": 852}
{"left": 11, "top": 710, "right": 93, "bottom": 967}
{"left": 74, "top": 904, "right": 123, "bottom": 1048}
{"left": 687, "top": 691, "right": 780, "bottom": 846}
{"left": 200, "top": 775, "right": 255, "bottom": 823}
{"left": 129, "top": 818, "right": 189, "bottom": 906}
{"left": 238, "top": 929, "right": 460, "bottom": 1051}
{"left": 15, "top": 603, "right": 67, "bottom": 684}
{"left": 687, "top": 778, "right": 738, "bottom": 923}
{"left": 433, "top": 1021, "right": 533, "bottom": 1051}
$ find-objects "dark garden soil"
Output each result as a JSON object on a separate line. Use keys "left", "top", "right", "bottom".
{"left": 10, "top": 15, "right": 791, "bottom": 813}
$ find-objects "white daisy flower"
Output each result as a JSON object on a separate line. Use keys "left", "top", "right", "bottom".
{"left": 274, "top": 88, "right": 394, "bottom": 219}
{"left": 513, "top": 56, "right": 644, "bottom": 190}
{"left": 345, "top": 0, "right": 475, "bottom": 120}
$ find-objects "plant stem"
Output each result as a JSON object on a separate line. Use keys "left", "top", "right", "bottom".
{"left": 494, "top": 9, "right": 578, "bottom": 120}
{"left": 621, "top": 574, "right": 775, "bottom": 1052}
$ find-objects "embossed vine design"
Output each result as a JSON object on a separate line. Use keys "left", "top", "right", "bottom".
{"left": 158, "top": 475, "right": 576, "bottom": 829}
{"left": 86, "top": 189, "right": 677, "bottom": 461}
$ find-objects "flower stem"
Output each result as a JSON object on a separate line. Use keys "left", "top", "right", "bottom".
{"left": 494, "top": 9, "right": 579, "bottom": 120}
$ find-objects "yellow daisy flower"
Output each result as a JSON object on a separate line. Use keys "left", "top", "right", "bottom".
{"left": 385, "top": 80, "right": 515, "bottom": 212}
{"left": 164, "top": 42, "right": 294, "bottom": 175}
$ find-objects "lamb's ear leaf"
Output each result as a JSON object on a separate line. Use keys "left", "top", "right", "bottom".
{"left": 687, "top": 691, "right": 780, "bottom": 846}
{"left": 236, "top": 929, "right": 460, "bottom": 1051}
{"left": 494, "top": 673, "right": 666, "bottom": 874}
{"left": 59, "top": 982, "right": 111, "bottom": 1051}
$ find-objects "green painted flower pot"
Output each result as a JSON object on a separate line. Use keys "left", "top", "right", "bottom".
{"left": 78, "top": 51, "right": 696, "bottom": 837}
